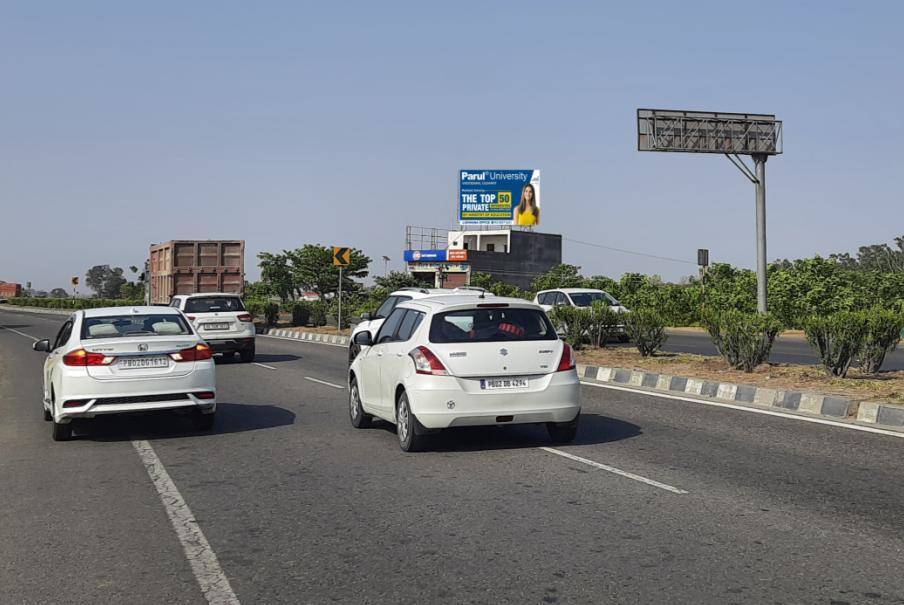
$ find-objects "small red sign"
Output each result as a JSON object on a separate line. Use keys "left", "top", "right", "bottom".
{"left": 447, "top": 249, "right": 468, "bottom": 262}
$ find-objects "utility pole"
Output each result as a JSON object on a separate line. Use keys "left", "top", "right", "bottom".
{"left": 753, "top": 154, "right": 768, "bottom": 313}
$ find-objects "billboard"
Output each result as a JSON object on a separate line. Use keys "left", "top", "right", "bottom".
{"left": 637, "top": 109, "right": 782, "bottom": 155}
{"left": 404, "top": 249, "right": 468, "bottom": 263}
{"left": 459, "top": 170, "right": 540, "bottom": 226}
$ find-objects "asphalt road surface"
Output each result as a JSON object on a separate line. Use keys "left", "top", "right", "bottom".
{"left": 657, "top": 329, "right": 904, "bottom": 371}
{"left": 2, "top": 308, "right": 904, "bottom": 604}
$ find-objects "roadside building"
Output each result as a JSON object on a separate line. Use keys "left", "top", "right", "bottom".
{"left": 404, "top": 226, "right": 561, "bottom": 290}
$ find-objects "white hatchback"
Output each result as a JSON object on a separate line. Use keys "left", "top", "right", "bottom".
{"left": 348, "top": 296, "right": 581, "bottom": 451}
{"left": 170, "top": 293, "right": 256, "bottom": 362}
{"left": 33, "top": 306, "right": 217, "bottom": 441}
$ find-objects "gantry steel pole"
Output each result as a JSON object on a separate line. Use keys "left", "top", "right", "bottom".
{"left": 753, "top": 154, "right": 768, "bottom": 313}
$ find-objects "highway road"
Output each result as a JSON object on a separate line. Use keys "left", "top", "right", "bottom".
{"left": 656, "top": 329, "right": 904, "bottom": 371}
{"left": 2, "top": 308, "right": 904, "bottom": 604}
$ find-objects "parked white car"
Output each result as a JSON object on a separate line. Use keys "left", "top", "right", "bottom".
{"left": 348, "top": 296, "right": 580, "bottom": 451}
{"left": 348, "top": 287, "right": 490, "bottom": 364}
{"left": 169, "top": 293, "right": 256, "bottom": 362}
{"left": 32, "top": 306, "right": 217, "bottom": 441}
{"left": 534, "top": 288, "right": 631, "bottom": 342}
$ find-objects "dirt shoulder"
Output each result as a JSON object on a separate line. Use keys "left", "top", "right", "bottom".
{"left": 576, "top": 347, "right": 904, "bottom": 403}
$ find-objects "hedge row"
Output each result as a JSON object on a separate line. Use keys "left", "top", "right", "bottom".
{"left": 3, "top": 297, "right": 145, "bottom": 309}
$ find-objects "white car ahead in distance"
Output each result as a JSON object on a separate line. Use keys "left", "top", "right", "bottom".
{"left": 348, "top": 286, "right": 490, "bottom": 364}
{"left": 534, "top": 288, "right": 631, "bottom": 342}
{"left": 33, "top": 306, "right": 217, "bottom": 441}
{"left": 348, "top": 296, "right": 580, "bottom": 451}
{"left": 170, "top": 293, "right": 256, "bottom": 362}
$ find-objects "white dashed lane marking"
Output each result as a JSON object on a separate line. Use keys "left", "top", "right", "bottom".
{"left": 304, "top": 376, "right": 345, "bottom": 390}
{"left": 540, "top": 446, "right": 689, "bottom": 495}
{"left": 132, "top": 440, "right": 241, "bottom": 604}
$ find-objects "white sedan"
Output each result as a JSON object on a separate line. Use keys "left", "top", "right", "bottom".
{"left": 33, "top": 306, "right": 217, "bottom": 441}
{"left": 348, "top": 296, "right": 581, "bottom": 451}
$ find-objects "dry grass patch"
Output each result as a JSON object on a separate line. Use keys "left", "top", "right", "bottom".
{"left": 576, "top": 347, "right": 904, "bottom": 403}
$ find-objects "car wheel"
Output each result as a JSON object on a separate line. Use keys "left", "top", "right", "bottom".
{"left": 348, "top": 377, "right": 371, "bottom": 428}
{"left": 43, "top": 404, "right": 52, "bottom": 422}
{"left": 348, "top": 342, "right": 360, "bottom": 365}
{"left": 239, "top": 346, "right": 255, "bottom": 363}
{"left": 51, "top": 419, "right": 72, "bottom": 441}
{"left": 547, "top": 415, "right": 580, "bottom": 444}
{"left": 396, "top": 391, "right": 427, "bottom": 452}
{"left": 194, "top": 411, "right": 215, "bottom": 431}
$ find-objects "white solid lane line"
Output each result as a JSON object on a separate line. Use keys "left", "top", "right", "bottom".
{"left": 0, "top": 326, "right": 39, "bottom": 341}
{"left": 581, "top": 380, "right": 904, "bottom": 440}
{"left": 252, "top": 362, "right": 277, "bottom": 370}
{"left": 132, "top": 440, "right": 241, "bottom": 605}
{"left": 540, "top": 446, "right": 689, "bottom": 495}
{"left": 304, "top": 376, "right": 345, "bottom": 390}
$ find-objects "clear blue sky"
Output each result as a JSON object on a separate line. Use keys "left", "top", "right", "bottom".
{"left": 2, "top": 1, "right": 902, "bottom": 291}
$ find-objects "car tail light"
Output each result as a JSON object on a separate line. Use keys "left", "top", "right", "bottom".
{"left": 171, "top": 343, "right": 213, "bottom": 362}
{"left": 186, "top": 315, "right": 196, "bottom": 321}
{"left": 63, "top": 399, "right": 90, "bottom": 408}
{"left": 194, "top": 391, "right": 216, "bottom": 400}
{"left": 409, "top": 346, "right": 448, "bottom": 376}
{"left": 63, "top": 349, "right": 114, "bottom": 366}
{"left": 556, "top": 343, "right": 576, "bottom": 372}
{"left": 236, "top": 313, "right": 253, "bottom": 322}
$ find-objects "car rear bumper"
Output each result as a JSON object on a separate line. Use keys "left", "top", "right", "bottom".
{"left": 56, "top": 366, "right": 216, "bottom": 422}
{"left": 405, "top": 370, "right": 581, "bottom": 429}
{"left": 206, "top": 337, "right": 255, "bottom": 353}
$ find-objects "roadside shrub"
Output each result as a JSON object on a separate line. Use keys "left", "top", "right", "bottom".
{"left": 548, "top": 305, "right": 592, "bottom": 349}
{"left": 4, "top": 297, "right": 143, "bottom": 310}
{"left": 624, "top": 309, "right": 667, "bottom": 357}
{"left": 857, "top": 309, "right": 904, "bottom": 374}
{"left": 308, "top": 301, "right": 328, "bottom": 327}
{"left": 704, "top": 310, "right": 782, "bottom": 372}
{"left": 588, "top": 301, "right": 621, "bottom": 348}
{"left": 246, "top": 299, "right": 279, "bottom": 326}
{"left": 288, "top": 301, "right": 312, "bottom": 327}
{"left": 803, "top": 311, "right": 869, "bottom": 377}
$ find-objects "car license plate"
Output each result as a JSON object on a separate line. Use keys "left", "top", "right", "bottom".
{"left": 480, "top": 378, "right": 529, "bottom": 390}
{"left": 119, "top": 356, "right": 169, "bottom": 370}
{"left": 204, "top": 323, "right": 229, "bottom": 331}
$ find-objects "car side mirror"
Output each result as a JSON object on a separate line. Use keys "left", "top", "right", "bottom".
{"left": 354, "top": 331, "right": 373, "bottom": 347}
{"left": 360, "top": 311, "right": 372, "bottom": 321}
{"left": 33, "top": 339, "right": 51, "bottom": 352}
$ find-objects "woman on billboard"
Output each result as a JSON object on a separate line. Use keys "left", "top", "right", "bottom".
{"left": 514, "top": 183, "right": 539, "bottom": 226}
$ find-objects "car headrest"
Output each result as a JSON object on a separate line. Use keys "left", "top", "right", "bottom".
{"left": 88, "top": 323, "right": 119, "bottom": 337}
{"left": 152, "top": 322, "right": 183, "bottom": 335}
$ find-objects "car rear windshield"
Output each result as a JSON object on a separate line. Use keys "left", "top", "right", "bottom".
{"left": 429, "top": 307, "right": 556, "bottom": 343}
{"left": 569, "top": 292, "right": 618, "bottom": 307}
{"left": 82, "top": 314, "right": 192, "bottom": 339}
{"left": 184, "top": 296, "right": 245, "bottom": 313}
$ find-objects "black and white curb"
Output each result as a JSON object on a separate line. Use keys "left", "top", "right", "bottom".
{"left": 262, "top": 328, "right": 350, "bottom": 347}
{"left": 577, "top": 364, "right": 904, "bottom": 432}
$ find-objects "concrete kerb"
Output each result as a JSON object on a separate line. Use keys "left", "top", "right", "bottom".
{"left": 576, "top": 363, "right": 904, "bottom": 433}
{"left": 0, "top": 304, "right": 71, "bottom": 316}
{"left": 261, "top": 328, "right": 349, "bottom": 347}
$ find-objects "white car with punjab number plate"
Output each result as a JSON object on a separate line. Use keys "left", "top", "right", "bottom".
{"left": 347, "top": 296, "right": 581, "bottom": 451}
{"left": 169, "top": 293, "right": 256, "bottom": 362}
{"left": 32, "top": 306, "right": 217, "bottom": 441}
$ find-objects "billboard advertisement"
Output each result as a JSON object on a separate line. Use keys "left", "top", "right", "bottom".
{"left": 459, "top": 170, "right": 540, "bottom": 226}
{"left": 403, "top": 249, "right": 468, "bottom": 263}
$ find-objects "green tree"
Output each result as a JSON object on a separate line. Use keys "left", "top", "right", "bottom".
{"left": 85, "top": 265, "right": 126, "bottom": 299}
{"left": 284, "top": 244, "right": 370, "bottom": 299}
{"left": 119, "top": 282, "right": 145, "bottom": 300}
{"left": 530, "top": 264, "right": 585, "bottom": 292}
{"left": 373, "top": 270, "right": 422, "bottom": 293}
{"left": 49, "top": 288, "right": 69, "bottom": 298}
{"left": 258, "top": 252, "right": 295, "bottom": 301}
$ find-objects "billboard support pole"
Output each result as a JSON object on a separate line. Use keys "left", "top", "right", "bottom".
{"left": 754, "top": 154, "right": 768, "bottom": 313}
